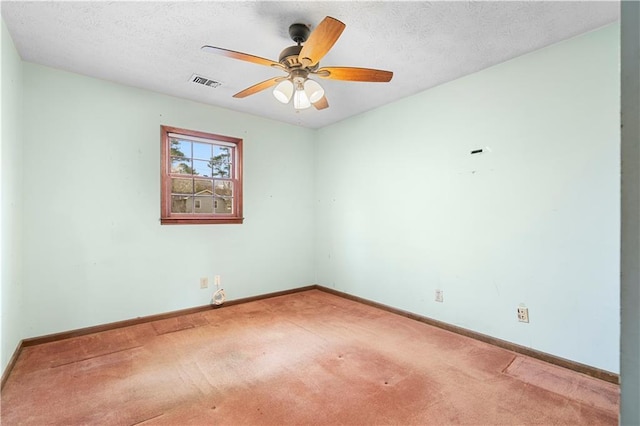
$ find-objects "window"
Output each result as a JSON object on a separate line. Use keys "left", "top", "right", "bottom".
{"left": 161, "top": 126, "right": 243, "bottom": 224}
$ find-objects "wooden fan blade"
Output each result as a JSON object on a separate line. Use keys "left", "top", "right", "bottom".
{"left": 201, "top": 45, "right": 284, "bottom": 70}
{"left": 313, "top": 95, "right": 329, "bottom": 110}
{"left": 299, "top": 17, "right": 346, "bottom": 68}
{"left": 316, "top": 67, "right": 393, "bottom": 82}
{"left": 233, "top": 77, "right": 284, "bottom": 98}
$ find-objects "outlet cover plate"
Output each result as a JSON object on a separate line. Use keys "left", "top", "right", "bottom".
{"left": 517, "top": 307, "right": 529, "bottom": 323}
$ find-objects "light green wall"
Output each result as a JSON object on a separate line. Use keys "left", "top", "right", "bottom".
{"left": 315, "top": 24, "right": 620, "bottom": 373}
{"left": 20, "top": 62, "right": 316, "bottom": 337}
{"left": 1, "top": 19, "right": 24, "bottom": 373}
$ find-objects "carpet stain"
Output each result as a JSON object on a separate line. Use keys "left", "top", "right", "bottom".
{"left": 151, "top": 313, "right": 210, "bottom": 335}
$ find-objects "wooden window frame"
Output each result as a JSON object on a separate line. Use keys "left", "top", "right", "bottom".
{"left": 160, "top": 125, "right": 243, "bottom": 225}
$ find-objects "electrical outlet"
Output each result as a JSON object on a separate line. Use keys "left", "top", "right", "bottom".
{"left": 517, "top": 306, "right": 529, "bottom": 323}
{"left": 200, "top": 277, "right": 208, "bottom": 289}
{"left": 214, "top": 275, "right": 221, "bottom": 286}
{"left": 435, "top": 289, "right": 443, "bottom": 303}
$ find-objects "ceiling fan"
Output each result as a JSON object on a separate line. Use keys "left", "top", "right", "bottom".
{"left": 201, "top": 16, "right": 393, "bottom": 111}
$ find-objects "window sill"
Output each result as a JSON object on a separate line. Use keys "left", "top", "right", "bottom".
{"left": 160, "top": 217, "right": 244, "bottom": 225}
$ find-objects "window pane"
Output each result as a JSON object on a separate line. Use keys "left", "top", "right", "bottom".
{"left": 193, "top": 159, "right": 211, "bottom": 177}
{"left": 171, "top": 157, "right": 194, "bottom": 175}
{"left": 192, "top": 142, "right": 212, "bottom": 161}
{"left": 194, "top": 179, "right": 213, "bottom": 194}
{"left": 211, "top": 146, "right": 232, "bottom": 178}
{"left": 215, "top": 197, "right": 233, "bottom": 214}
{"left": 171, "top": 178, "right": 193, "bottom": 195}
{"left": 170, "top": 139, "right": 191, "bottom": 158}
{"left": 194, "top": 196, "right": 214, "bottom": 214}
{"left": 214, "top": 180, "right": 233, "bottom": 197}
{"left": 171, "top": 195, "right": 192, "bottom": 213}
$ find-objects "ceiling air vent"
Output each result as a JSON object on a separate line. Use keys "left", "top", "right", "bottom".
{"left": 190, "top": 74, "right": 222, "bottom": 88}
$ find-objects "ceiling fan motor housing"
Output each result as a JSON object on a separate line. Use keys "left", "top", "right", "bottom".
{"left": 279, "top": 45, "right": 320, "bottom": 72}
{"left": 279, "top": 45, "right": 303, "bottom": 68}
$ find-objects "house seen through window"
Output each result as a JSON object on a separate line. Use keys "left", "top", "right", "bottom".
{"left": 161, "top": 126, "right": 243, "bottom": 224}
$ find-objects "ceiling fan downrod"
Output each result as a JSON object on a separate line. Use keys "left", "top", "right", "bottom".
{"left": 288, "top": 23, "right": 310, "bottom": 45}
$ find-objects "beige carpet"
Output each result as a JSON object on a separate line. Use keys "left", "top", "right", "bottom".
{"left": 1, "top": 289, "right": 619, "bottom": 425}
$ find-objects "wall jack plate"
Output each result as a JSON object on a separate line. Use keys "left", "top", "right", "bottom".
{"left": 200, "top": 277, "right": 209, "bottom": 289}
{"left": 517, "top": 307, "right": 529, "bottom": 323}
{"left": 435, "top": 289, "right": 444, "bottom": 303}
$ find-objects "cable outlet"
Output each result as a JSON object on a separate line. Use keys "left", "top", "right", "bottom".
{"left": 517, "top": 306, "right": 529, "bottom": 323}
{"left": 435, "top": 289, "right": 443, "bottom": 303}
{"left": 214, "top": 275, "right": 221, "bottom": 286}
{"left": 200, "top": 277, "right": 208, "bottom": 289}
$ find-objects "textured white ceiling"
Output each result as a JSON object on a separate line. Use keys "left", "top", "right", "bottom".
{"left": 1, "top": 1, "right": 619, "bottom": 129}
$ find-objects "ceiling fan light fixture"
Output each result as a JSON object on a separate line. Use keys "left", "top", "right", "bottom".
{"left": 293, "top": 86, "right": 311, "bottom": 110}
{"left": 304, "top": 79, "right": 324, "bottom": 103}
{"left": 273, "top": 79, "right": 293, "bottom": 103}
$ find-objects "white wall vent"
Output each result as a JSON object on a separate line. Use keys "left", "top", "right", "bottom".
{"left": 190, "top": 74, "right": 222, "bottom": 88}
